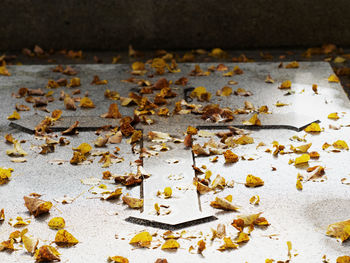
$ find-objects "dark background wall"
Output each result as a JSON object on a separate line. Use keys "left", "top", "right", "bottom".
{"left": 1, "top": 0, "right": 350, "bottom": 51}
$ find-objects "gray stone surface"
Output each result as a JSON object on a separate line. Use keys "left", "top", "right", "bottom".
{"left": 1, "top": 0, "right": 350, "bottom": 51}
{"left": 0, "top": 62, "right": 350, "bottom": 262}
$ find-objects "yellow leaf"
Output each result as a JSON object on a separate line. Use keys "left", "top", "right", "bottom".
{"left": 291, "top": 143, "right": 312, "bottom": 153}
{"left": 0, "top": 167, "right": 13, "bottom": 185}
{"left": 287, "top": 241, "right": 292, "bottom": 259}
{"left": 0, "top": 61, "right": 11, "bottom": 76}
{"left": 328, "top": 74, "right": 340, "bottom": 83}
{"left": 218, "top": 237, "right": 238, "bottom": 251}
{"left": 328, "top": 112, "right": 340, "bottom": 120}
{"left": 164, "top": 187, "right": 172, "bottom": 198}
{"left": 216, "top": 86, "right": 232, "bottom": 96}
{"left": 249, "top": 195, "right": 260, "bottom": 205}
{"left": 73, "top": 143, "right": 92, "bottom": 155}
{"left": 245, "top": 174, "right": 264, "bottom": 187}
{"left": 274, "top": 101, "right": 289, "bottom": 107}
{"left": 79, "top": 97, "right": 95, "bottom": 108}
{"left": 304, "top": 122, "right": 321, "bottom": 132}
{"left": 108, "top": 256, "right": 129, "bottom": 263}
{"left": 68, "top": 77, "right": 81, "bottom": 87}
{"left": 54, "top": 229, "right": 79, "bottom": 247}
{"left": 337, "top": 256, "right": 350, "bottom": 263}
{"left": 190, "top": 86, "right": 212, "bottom": 102}
{"left": 235, "top": 232, "right": 250, "bottom": 243}
{"left": 279, "top": 80, "right": 292, "bottom": 89}
{"left": 48, "top": 217, "right": 65, "bottom": 230}
{"left": 243, "top": 113, "right": 261, "bottom": 126}
{"left": 296, "top": 179, "right": 303, "bottom": 190}
{"left": 129, "top": 231, "right": 152, "bottom": 247}
{"left": 6, "top": 140, "right": 27, "bottom": 157}
{"left": 294, "top": 154, "right": 310, "bottom": 165}
{"left": 333, "top": 140, "right": 349, "bottom": 150}
{"left": 34, "top": 245, "right": 60, "bottom": 262}
{"left": 265, "top": 74, "right": 274, "bottom": 83}
{"left": 161, "top": 239, "right": 180, "bottom": 250}
{"left": 326, "top": 219, "right": 350, "bottom": 242}
{"left": 0, "top": 209, "right": 4, "bottom": 221}
{"left": 285, "top": 61, "right": 299, "bottom": 68}
{"left": 234, "top": 135, "right": 254, "bottom": 145}
{"left": 131, "top": 62, "right": 145, "bottom": 71}
{"left": 223, "top": 150, "right": 239, "bottom": 163}
{"left": 22, "top": 235, "right": 39, "bottom": 254}
{"left": 7, "top": 111, "right": 20, "bottom": 120}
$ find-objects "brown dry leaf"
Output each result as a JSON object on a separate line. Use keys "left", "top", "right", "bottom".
{"left": 62, "top": 121, "right": 79, "bottom": 135}
{"left": 7, "top": 111, "right": 21, "bottom": 120}
{"left": 190, "top": 86, "right": 212, "bottom": 102}
{"left": 48, "top": 217, "right": 65, "bottom": 230}
{"left": 195, "top": 180, "right": 211, "bottom": 194}
{"left": 15, "top": 104, "right": 30, "bottom": 111}
{"left": 79, "top": 97, "right": 95, "bottom": 108}
{"left": 218, "top": 237, "right": 238, "bottom": 251}
{"left": 109, "top": 131, "right": 123, "bottom": 144}
{"left": 0, "top": 167, "right": 13, "bottom": 185}
{"left": 161, "top": 239, "right": 180, "bottom": 250}
{"left": 265, "top": 74, "right": 274, "bottom": 83}
{"left": 23, "top": 196, "right": 52, "bottom": 217}
{"left": 210, "top": 196, "right": 239, "bottom": 211}
{"left": 104, "top": 188, "right": 123, "bottom": 200}
{"left": 64, "top": 95, "right": 76, "bottom": 110}
{"left": 101, "top": 103, "right": 122, "bottom": 119}
{"left": 245, "top": 174, "right": 264, "bottom": 187}
{"left": 211, "top": 174, "right": 226, "bottom": 189}
{"left": 122, "top": 195, "right": 143, "bottom": 209}
{"left": 55, "top": 229, "right": 79, "bottom": 247}
{"left": 127, "top": 130, "right": 142, "bottom": 144}
{"left": 34, "top": 245, "right": 60, "bottom": 262}
{"left": 108, "top": 256, "right": 129, "bottom": 263}
{"left": 223, "top": 150, "right": 239, "bottom": 163}
{"left": 326, "top": 219, "right": 350, "bottom": 242}
{"left": 94, "top": 136, "right": 109, "bottom": 147}
{"left": 91, "top": 75, "right": 108, "bottom": 85}
{"left": 129, "top": 231, "right": 152, "bottom": 248}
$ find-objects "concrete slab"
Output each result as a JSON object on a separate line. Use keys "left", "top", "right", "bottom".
{"left": 0, "top": 62, "right": 350, "bottom": 262}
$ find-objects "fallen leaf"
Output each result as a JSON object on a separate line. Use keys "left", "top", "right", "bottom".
{"left": 265, "top": 74, "right": 274, "bottom": 83}
{"left": 161, "top": 239, "right": 180, "bottom": 250}
{"left": 22, "top": 234, "right": 39, "bottom": 254}
{"left": 249, "top": 195, "right": 260, "bottom": 205}
{"left": 190, "top": 86, "right": 212, "bottom": 102}
{"left": 328, "top": 112, "right": 339, "bottom": 120}
{"left": 210, "top": 196, "right": 239, "bottom": 211}
{"left": 333, "top": 140, "right": 349, "bottom": 150}
{"left": 7, "top": 111, "right": 20, "bottom": 120}
{"left": 279, "top": 80, "right": 292, "bottom": 89}
{"left": 24, "top": 196, "right": 52, "bottom": 217}
{"left": 79, "top": 97, "right": 95, "bottom": 108}
{"left": 285, "top": 61, "right": 299, "bottom": 68}
{"left": 218, "top": 237, "right": 238, "bottom": 251}
{"left": 129, "top": 231, "right": 152, "bottom": 247}
{"left": 216, "top": 86, "right": 232, "bottom": 96}
{"left": 328, "top": 74, "right": 340, "bottom": 83}
{"left": 337, "top": 256, "right": 350, "bottom": 263}
{"left": 0, "top": 167, "right": 13, "bottom": 185}
{"left": 245, "top": 174, "right": 264, "bottom": 187}
{"left": 326, "top": 219, "right": 350, "bottom": 242}
{"left": 122, "top": 195, "right": 143, "bottom": 209}
{"left": 223, "top": 150, "right": 239, "bottom": 163}
{"left": 0, "top": 209, "right": 4, "bottom": 221}
{"left": 304, "top": 122, "right": 321, "bottom": 132}
{"left": 91, "top": 75, "right": 108, "bottom": 85}
{"left": 34, "top": 245, "right": 60, "bottom": 262}
{"left": 101, "top": 103, "right": 122, "bottom": 119}
{"left": 235, "top": 232, "right": 250, "bottom": 244}
{"left": 54, "top": 229, "right": 79, "bottom": 247}
{"left": 6, "top": 140, "right": 27, "bottom": 157}
{"left": 294, "top": 154, "right": 310, "bottom": 165}
{"left": 48, "top": 217, "right": 65, "bottom": 230}
{"left": 108, "top": 256, "right": 129, "bottom": 263}
{"left": 243, "top": 114, "right": 261, "bottom": 126}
